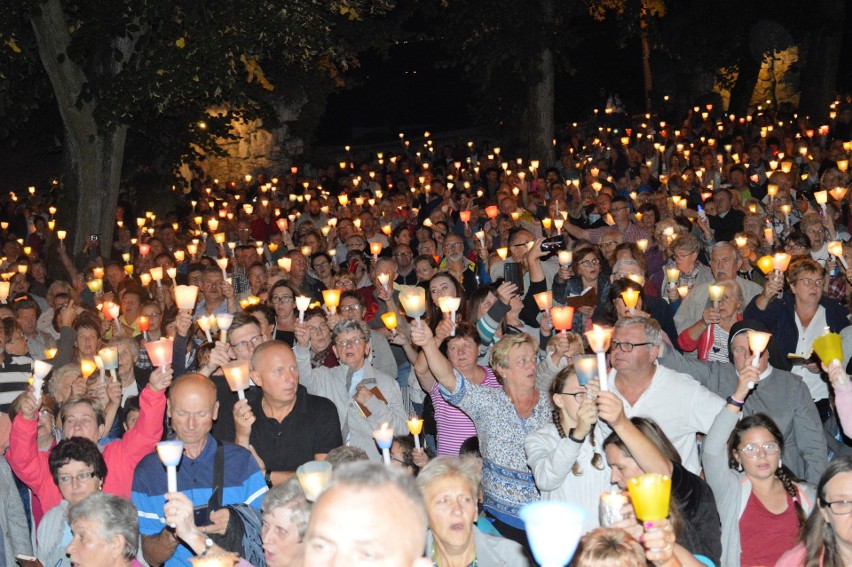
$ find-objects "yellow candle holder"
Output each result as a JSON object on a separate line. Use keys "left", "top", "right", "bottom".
{"left": 627, "top": 473, "right": 672, "bottom": 522}
{"left": 813, "top": 332, "right": 844, "bottom": 365}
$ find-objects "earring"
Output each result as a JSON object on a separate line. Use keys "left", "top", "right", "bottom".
{"left": 779, "top": 458, "right": 783, "bottom": 469}
{"left": 736, "top": 462, "right": 743, "bottom": 472}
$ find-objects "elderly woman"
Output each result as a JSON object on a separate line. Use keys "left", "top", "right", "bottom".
{"left": 745, "top": 257, "right": 849, "bottom": 420}
{"left": 65, "top": 493, "right": 144, "bottom": 567}
{"left": 303, "top": 307, "right": 337, "bottom": 368}
{"left": 294, "top": 318, "right": 408, "bottom": 461}
{"left": 662, "top": 233, "right": 713, "bottom": 302}
{"left": 800, "top": 212, "right": 832, "bottom": 266}
{"left": 677, "top": 279, "right": 743, "bottom": 361}
{"left": 259, "top": 478, "right": 311, "bottom": 567}
{"left": 412, "top": 327, "right": 551, "bottom": 551}
{"left": 417, "top": 457, "right": 529, "bottom": 567}
{"left": 48, "top": 363, "right": 87, "bottom": 404}
{"left": 37, "top": 437, "right": 107, "bottom": 567}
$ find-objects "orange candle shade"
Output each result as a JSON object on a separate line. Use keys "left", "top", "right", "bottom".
{"left": 485, "top": 205, "right": 499, "bottom": 219}
{"left": 322, "top": 289, "right": 342, "bottom": 313}
{"left": 380, "top": 312, "right": 398, "bottom": 331}
{"left": 621, "top": 289, "right": 640, "bottom": 310}
{"left": 533, "top": 291, "right": 553, "bottom": 311}
{"left": 459, "top": 210, "right": 471, "bottom": 223}
{"left": 370, "top": 242, "right": 383, "bottom": 256}
{"left": 550, "top": 306, "right": 574, "bottom": 332}
{"left": 756, "top": 255, "right": 774, "bottom": 275}
{"left": 137, "top": 316, "right": 150, "bottom": 332}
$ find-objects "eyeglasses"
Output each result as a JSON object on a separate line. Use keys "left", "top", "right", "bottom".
{"left": 313, "top": 261, "right": 329, "bottom": 270}
{"left": 610, "top": 206, "right": 629, "bottom": 213}
{"left": 598, "top": 241, "right": 618, "bottom": 249}
{"left": 443, "top": 242, "right": 463, "bottom": 250}
{"left": 796, "top": 277, "right": 824, "bottom": 287}
{"left": 335, "top": 337, "right": 365, "bottom": 348}
{"left": 271, "top": 295, "right": 294, "bottom": 304}
{"left": 340, "top": 304, "right": 362, "bottom": 313}
{"left": 307, "top": 324, "right": 329, "bottom": 336}
{"left": 674, "top": 251, "right": 695, "bottom": 259}
{"left": 57, "top": 471, "right": 96, "bottom": 485}
{"left": 610, "top": 340, "right": 653, "bottom": 352}
{"left": 739, "top": 441, "right": 780, "bottom": 458}
{"left": 232, "top": 335, "right": 263, "bottom": 351}
{"left": 821, "top": 499, "right": 852, "bottom": 515}
{"left": 556, "top": 391, "right": 588, "bottom": 403}
{"left": 577, "top": 258, "right": 601, "bottom": 267}
{"left": 394, "top": 252, "right": 412, "bottom": 258}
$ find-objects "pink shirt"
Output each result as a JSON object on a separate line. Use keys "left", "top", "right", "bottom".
{"left": 430, "top": 366, "right": 500, "bottom": 456}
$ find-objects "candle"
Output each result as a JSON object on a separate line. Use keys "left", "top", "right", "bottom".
{"left": 813, "top": 332, "right": 844, "bottom": 366}
{"left": 815, "top": 190, "right": 829, "bottom": 213}
{"left": 30, "top": 360, "right": 53, "bottom": 402}
{"left": 295, "top": 460, "right": 333, "bottom": 502}
{"left": 92, "top": 267, "right": 105, "bottom": 279}
{"left": 216, "top": 257, "right": 229, "bottom": 280}
{"left": 377, "top": 273, "right": 390, "bottom": 293}
{"left": 380, "top": 311, "right": 398, "bottom": 331}
{"left": 665, "top": 268, "right": 680, "bottom": 289}
{"left": 370, "top": 241, "right": 383, "bottom": 261}
{"left": 44, "top": 347, "right": 57, "bottom": 360}
{"left": 620, "top": 289, "right": 640, "bottom": 315}
{"left": 223, "top": 360, "right": 250, "bottom": 400}
{"left": 485, "top": 205, "right": 499, "bottom": 219}
{"left": 98, "top": 346, "right": 119, "bottom": 381}
{"left": 747, "top": 330, "right": 771, "bottom": 388}
{"left": 277, "top": 257, "right": 291, "bottom": 271}
{"left": 57, "top": 230, "right": 67, "bottom": 241}
{"left": 584, "top": 325, "right": 613, "bottom": 391}
{"left": 557, "top": 250, "right": 572, "bottom": 267}
{"left": 173, "top": 250, "right": 185, "bottom": 263}
{"left": 574, "top": 355, "right": 597, "bottom": 386}
{"left": 627, "top": 473, "right": 672, "bottom": 522}
{"left": 149, "top": 266, "right": 164, "bottom": 288}
{"left": 295, "top": 295, "right": 311, "bottom": 323}
{"left": 140, "top": 273, "right": 152, "bottom": 287}
{"left": 756, "top": 255, "right": 774, "bottom": 275}
{"left": 373, "top": 423, "right": 394, "bottom": 465}
{"left": 550, "top": 306, "right": 574, "bottom": 333}
{"left": 0, "top": 281, "right": 10, "bottom": 303}
{"left": 735, "top": 235, "right": 748, "bottom": 248}
{"left": 475, "top": 230, "right": 486, "bottom": 248}
{"left": 459, "top": 210, "right": 471, "bottom": 227}
{"left": 828, "top": 241, "right": 849, "bottom": 269}
{"left": 496, "top": 247, "right": 509, "bottom": 261}
{"left": 636, "top": 239, "right": 648, "bottom": 253}
{"left": 830, "top": 187, "right": 848, "bottom": 201}
{"left": 322, "top": 289, "right": 341, "bottom": 314}
{"left": 139, "top": 243, "right": 150, "bottom": 257}
{"left": 80, "top": 359, "right": 98, "bottom": 379}
{"left": 197, "top": 314, "right": 214, "bottom": 343}
{"left": 407, "top": 417, "right": 424, "bottom": 450}
{"left": 764, "top": 227, "right": 774, "bottom": 246}
{"left": 84, "top": 278, "right": 102, "bottom": 295}
{"left": 145, "top": 338, "right": 173, "bottom": 374}
{"left": 533, "top": 290, "right": 553, "bottom": 311}
{"left": 677, "top": 285, "right": 690, "bottom": 299}
{"left": 174, "top": 285, "right": 199, "bottom": 310}
{"left": 437, "top": 296, "right": 461, "bottom": 336}
{"left": 156, "top": 440, "right": 184, "bottom": 494}
{"left": 599, "top": 491, "right": 628, "bottom": 527}
{"left": 399, "top": 287, "right": 427, "bottom": 326}
{"left": 216, "top": 313, "right": 234, "bottom": 342}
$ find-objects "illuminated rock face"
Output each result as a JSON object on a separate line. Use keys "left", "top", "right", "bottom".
{"left": 190, "top": 101, "right": 303, "bottom": 182}
{"left": 715, "top": 46, "right": 801, "bottom": 111}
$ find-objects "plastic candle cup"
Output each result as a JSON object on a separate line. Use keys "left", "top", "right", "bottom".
{"left": 145, "top": 338, "right": 173, "bottom": 375}
{"left": 677, "top": 285, "right": 689, "bottom": 299}
{"left": 773, "top": 252, "right": 792, "bottom": 275}
{"left": 216, "top": 313, "right": 234, "bottom": 342}
{"left": 756, "top": 255, "right": 774, "bottom": 275}
{"left": 140, "top": 272, "right": 152, "bottom": 287}
{"left": 665, "top": 268, "right": 680, "bottom": 289}
{"left": 599, "top": 490, "right": 628, "bottom": 527}
{"left": 156, "top": 440, "right": 184, "bottom": 494}
{"left": 550, "top": 306, "right": 575, "bottom": 334}
{"left": 322, "top": 289, "right": 341, "bottom": 314}
{"left": 296, "top": 461, "right": 333, "bottom": 502}
{"left": 44, "top": 347, "right": 57, "bottom": 360}
{"left": 380, "top": 311, "right": 398, "bottom": 332}
{"left": 708, "top": 284, "right": 724, "bottom": 308}
{"left": 372, "top": 423, "right": 394, "bottom": 465}
{"left": 80, "top": 359, "right": 98, "bottom": 380}
{"left": 370, "top": 241, "right": 383, "bottom": 261}
{"left": 815, "top": 190, "right": 829, "bottom": 212}
{"left": 98, "top": 347, "right": 119, "bottom": 381}
{"left": 223, "top": 360, "right": 251, "bottom": 400}
{"left": 746, "top": 330, "right": 771, "bottom": 389}
{"left": 828, "top": 241, "right": 849, "bottom": 269}
{"left": 216, "top": 257, "right": 229, "bottom": 280}
{"left": 485, "top": 205, "right": 499, "bottom": 219}
{"left": 627, "top": 473, "right": 672, "bottom": 522}
{"left": 584, "top": 325, "right": 613, "bottom": 392}
{"left": 735, "top": 235, "right": 748, "bottom": 248}
{"left": 620, "top": 288, "right": 640, "bottom": 315}
{"left": 150, "top": 267, "right": 164, "bottom": 288}
{"left": 475, "top": 230, "right": 486, "bottom": 247}
{"left": 574, "top": 355, "right": 598, "bottom": 386}
{"left": 92, "top": 267, "right": 105, "bottom": 280}
{"left": 557, "top": 250, "right": 573, "bottom": 268}
{"left": 174, "top": 285, "right": 199, "bottom": 311}
{"left": 377, "top": 273, "right": 390, "bottom": 293}
{"left": 31, "top": 359, "right": 53, "bottom": 402}
{"left": 197, "top": 314, "right": 214, "bottom": 343}
{"left": 167, "top": 267, "right": 177, "bottom": 281}
{"left": 437, "top": 296, "right": 461, "bottom": 336}
{"left": 636, "top": 239, "right": 648, "bottom": 253}
{"left": 277, "top": 257, "right": 292, "bottom": 271}
{"left": 496, "top": 247, "right": 509, "bottom": 261}
{"left": 407, "top": 417, "right": 424, "bottom": 450}
{"left": 295, "top": 296, "right": 311, "bottom": 323}
{"left": 399, "top": 287, "right": 427, "bottom": 327}
{"left": 780, "top": 204, "right": 792, "bottom": 226}
{"left": 84, "top": 278, "right": 101, "bottom": 295}
{"left": 533, "top": 290, "right": 553, "bottom": 311}
{"left": 813, "top": 332, "right": 844, "bottom": 366}
{"left": 520, "top": 501, "right": 587, "bottom": 567}
{"left": 459, "top": 210, "right": 471, "bottom": 226}
{"left": 553, "top": 218, "right": 564, "bottom": 232}
{"left": 173, "top": 250, "right": 185, "bottom": 263}
{"left": 57, "top": 230, "right": 67, "bottom": 241}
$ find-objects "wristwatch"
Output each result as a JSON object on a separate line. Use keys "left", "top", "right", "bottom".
{"left": 200, "top": 536, "right": 214, "bottom": 556}
{"left": 264, "top": 469, "right": 273, "bottom": 487}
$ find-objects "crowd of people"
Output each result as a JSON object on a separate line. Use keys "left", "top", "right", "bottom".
{"left": 2, "top": 99, "right": 852, "bottom": 566}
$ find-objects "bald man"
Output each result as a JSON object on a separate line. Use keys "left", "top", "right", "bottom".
{"left": 303, "top": 461, "right": 432, "bottom": 567}
{"left": 132, "top": 374, "right": 268, "bottom": 567}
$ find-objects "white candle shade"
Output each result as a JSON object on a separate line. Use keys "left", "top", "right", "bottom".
{"left": 223, "top": 360, "right": 251, "bottom": 398}
{"left": 296, "top": 460, "right": 333, "bottom": 502}
{"left": 520, "top": 501, "right": 587, "bottom": 567}
{"left": 156, "top": 440, "right": 185, "bottom": 467}
{"left": 372, "top": 422, "right": 394, "bottom": 449}
{"left": 149, "top": 266, "right": 164, "bottom": 282}
{"left": 399, "top": 287, "right": 427, "bottom": 320}
{"left": 533, "top": 290, "right": 553, "bottom": 311}
{"left": 145, "top": 338, "right": 173, "bottom": 368}
{"left": 33, "top": 359, "right": 53, "bottom": 379}
{"left": 216, "top": 313, "right": 234, "bottom": 331}
{"left": 98, "top": 347, "right": 119, "bottom": 370}
{"left": 174, "top": 285, "right": 199, "bottom": 310}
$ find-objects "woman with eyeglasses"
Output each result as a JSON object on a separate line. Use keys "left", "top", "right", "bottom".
{"left": 267, "top": 280, "right": 299, "bottom": 346}
{"left": 744, "top": 257, "right": 849, "bottom": 421}
{"left": 777, "top": 456, "right": 852, "bottom": 566}
{"left": 310, "top": 252, "right": 335, "bottom": 289}
{"left": 552, "top": 245, "right": 610, "bottom": 333}
{"left": 524, "top": 368, "right": 610, "bottom": 529}
{"left": 702, "top": 365, "right": 815, "bottom": 567}
{"left": 36, "top": 437, "right": 107, "bottom": 567}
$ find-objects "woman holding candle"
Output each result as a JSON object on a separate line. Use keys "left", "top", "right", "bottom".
{"left": 36, "top": 437, "right": 107, "bottom": 567}
{"left": 411, "top": 326, "right": 551, "bottom": 552}
{"left": 524, "top": 368, "right": 610, "bottom": 529}
{"left": 702, "top": 369, "right": 814, "bottom": 567}
{"left": 425, "top": 273, "right": 467, "bottom": 333}
{"left": 267, "top": 280, "right": 299, "bottom": 346}
{"left": 416, "top": 457, "right": 529, "bottom": 567}
{"left": 552, "top": 245, "right": 610, "bottom": 333}
{"left": 744, "top": 257, "right": 849, "bottom": 420}
{"left": 678, "top": 279, "right": 743, "bottom": 361}
{"left": 246, "top": 262, "right": 269, "bottom": 298}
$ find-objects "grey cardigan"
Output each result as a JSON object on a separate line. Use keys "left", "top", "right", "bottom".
{"left": 659, "top": 346, "right": 827, "bottom": 484}
{"left": 702, "top": 409, "right": 816, "bottom": 567}
{"left": 425, "top": 526, "right": 530, "bottom": 567}
{"left": 0, "top": 456, "right": 33, "bottom": 566}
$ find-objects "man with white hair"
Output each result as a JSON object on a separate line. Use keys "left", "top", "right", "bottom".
{"left": 673, "top": 242, "right": 763, "bottom": 334}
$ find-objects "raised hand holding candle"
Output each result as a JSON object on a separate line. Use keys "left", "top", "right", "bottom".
{"left": 620, "top": 288, "right": 640, "bottom": 315}
{"left": 145, "top": 338, "right": 173, "bottom": 375}
{"left": 197, "top": 314, "right": 214, "bottom": 343}
{"left": 296, "top": 461, "right": 332, "bottom": 502}
{"left": 437, "top": 296, "right": 461, "bottom": 336}
{"left": 828, "top": 241, "right": 849, "bottom": 269}
{"left": 627, "top": 473, "right": 672, "bottom": 522}
{"left": 815, "top": 190, "right": 829, "bottom": 213}
{"left": 223, "top": 360, "right": 250, "bottom": 400}
{"left": 295, "top": 295, "right": 311, "bottom": 323}
{"left": 557, "top": 250, "right": 573, "bottom": 268}
{"left": 772, "top": 252, "right": 792, "bottom": 275}
{"left": 747, "top": 330, "right": 771, "bottom": 389}
{"left": 31, "top": 360, "right": 53, "bottom": 402}
{"left": 373, "top": 423, "right": 394, "bottom": 465}
{"left": 216, "top": 257, "right": 229, "bottom": 280}
{"left": 399, "top": 287, "right": 427, "bottom": 327}
{"left": 550, "top": 306, "right": 574, "bottom": 334}
{"left": 98, "top": 346, "right": 119, "bottom": 381}
{"left": 150, "top": 266, "right": 164, "bottom": 288}
{"left": 533, "top": 290, "right": 553, "bottom": 311}
{"left": 157, "top": 440, "right": 184, "bottom": 495}
{"left": 407, "top": 417, "right": 424, "bottom": 450}
{"left": 216, "top": 313, "right": 234, "bottom": 342}
{"left": 322, "top": 289, "right": 341, "bottom": 314}
{"left": 665, "top": 268, "right": 680, "bottom": 289}
{"left": 584, "top": 325, "right": 613, "bottom": 392}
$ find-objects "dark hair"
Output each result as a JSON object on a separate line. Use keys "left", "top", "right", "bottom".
{"left": 438, "top": 322, "right": 481, "bottom": 358}
{"left": 244, "top": 304, "right": 276, "bottom": 328}
{"left": 550, "top": 367, "right": 604, "bottom": 475}
{"left": 459, "top": 436, "right": 481, "bottom": 459}
{"left": 49, "top": 437, "right": 108, "bottom": 485}
{"left": 603, "top": 279, "right": 645, "bottom": 325}
{"left": 12, "top": 298, "right": 40, "bottom": 317}
{"left": 726, "top": 413, "right": 807, "bottom": 527}
{"left": 637, "top": 202, "right": 660, "bottom": 223}
{"left": 228, "top": 312, "right": 262, "bottom": 339}
{"left": 425, "top": 273, "right": 466, "bottom": 332}
{"left": 801, "top": 456, "right": 852, "bottom": 567}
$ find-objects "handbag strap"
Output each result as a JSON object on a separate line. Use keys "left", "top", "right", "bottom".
{"left": 212, "top": 439, "right": 224, "bottom": 510}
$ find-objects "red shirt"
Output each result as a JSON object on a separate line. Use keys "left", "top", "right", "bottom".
{"left": 739, "top": 491, "right": 799, "bottom": 566}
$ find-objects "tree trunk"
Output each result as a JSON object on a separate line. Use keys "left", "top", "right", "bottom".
{"left": 640, "top": 19, "right": 653, "bottom": 115}
{"left": 799, "top": 0, "right": 846, "bottom": 121}
{"left": 728, "top": 51, "right": 762, "bottom": 116}
{"left": 30, "top": 0, "right": 125, "bottom": 257}
{"left": 526, "top": 0, "right": 555, "bottom": 166}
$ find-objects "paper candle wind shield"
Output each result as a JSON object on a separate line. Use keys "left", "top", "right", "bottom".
{"left": 145, "top": 338, "right": 173, "bottom": 368}
{"left": 174, "top": 285, "right": 199, "bottom": 310}
{"left": 399, "top": 287, "right": 427, "bottom": 321}
{"left": 223, "top": 360, "right": 251, "bottom": 399}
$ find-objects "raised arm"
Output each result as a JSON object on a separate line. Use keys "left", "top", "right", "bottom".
{"left": 410, "top": 322, "right": 457, "bottom": 392}
{"left": 596, "top": 391, "right": 672, "bottom": 476}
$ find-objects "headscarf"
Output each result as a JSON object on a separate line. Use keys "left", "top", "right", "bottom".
{"left": 728, "top": 319, "right": 792, "bottom": 371}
